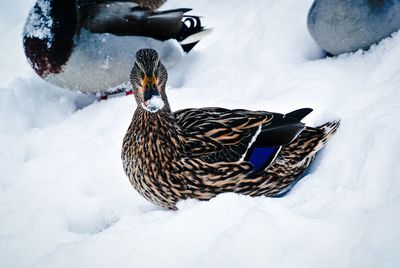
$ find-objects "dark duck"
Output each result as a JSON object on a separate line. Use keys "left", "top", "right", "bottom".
{"left": 121, "top": 49, "right": 340, "bottom": 209}
{"left": 23, "top": 0, "right": 209, "bottom": 93}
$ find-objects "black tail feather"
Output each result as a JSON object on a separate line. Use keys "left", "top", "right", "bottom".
{"left": 286, "top": 108, "right": 313, "bottom": 121}
{"left": 176, "top": 15, "right": 207, "bottom": 53}
{"left": 157, "top": 8, "right": 192, "bottom": 14}
{"left": 180, "top": 42, "right": 200, "bottom": 53}
{"left": 84, "top": 2, "right": 208, "bottom": 53}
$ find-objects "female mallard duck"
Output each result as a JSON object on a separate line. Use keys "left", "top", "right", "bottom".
{"left": 122, "top": 49, "right": 340, "bottom": 209}
{"left": 23, "top": 0, "right": 209, "bottom": 93}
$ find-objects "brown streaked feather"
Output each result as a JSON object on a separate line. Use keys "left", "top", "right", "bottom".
{"left": 123, "top": 104, "right": 340, "bottom": 209}
{"left": 174, "top": 108, "right": 275, "bottom": 162}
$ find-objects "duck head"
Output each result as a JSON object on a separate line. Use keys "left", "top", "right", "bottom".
{"left": 130, "top": 49, "right": 169, "bottom": 113}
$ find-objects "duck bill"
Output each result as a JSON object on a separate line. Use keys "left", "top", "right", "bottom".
{"left": 141, "top": 75, "right": 164, "bottom": 113}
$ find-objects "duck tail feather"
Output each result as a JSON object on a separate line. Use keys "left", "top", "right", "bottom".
{"left": 176, "top": 16, "right": 212, "bottom": 52}
{"left": 285, "top": 108, "right": 313, "bottom": 121}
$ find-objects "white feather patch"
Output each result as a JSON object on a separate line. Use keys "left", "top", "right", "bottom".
{"left": 240, "top": 125, "right": 262, "bottom": 161}
{"left": 180, "top": 29, "right": 213, "bottom": 45}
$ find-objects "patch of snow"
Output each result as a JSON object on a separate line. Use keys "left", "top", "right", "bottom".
{"left": 141, "top": 95, "right": 165, "bottom": 113}
{"left": 1, "top": 0, "right": 400, "bottom": 267}
{"left": 44, "top": 30, "right": 183, "bottom": 93}
{"left": 23, "top": 0, "right": 53, "bottom": 47}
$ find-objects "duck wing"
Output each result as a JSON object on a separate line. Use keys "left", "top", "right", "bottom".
{"left": 81, "top": 1, "right": 187, "bottom": 39}
{"left": 174, "top": 107, "right": 313, "bottom": 170}
{"left": 79, "top": 1, "right": 208, "bottom": 52}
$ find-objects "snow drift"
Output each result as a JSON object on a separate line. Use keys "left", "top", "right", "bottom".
{"left": 1, "top": 0, "right": 400, "bottom": 267}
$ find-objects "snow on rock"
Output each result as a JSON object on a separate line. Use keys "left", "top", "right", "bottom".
{"left": 1, "top": 0, "right": 400, "bottom": 267}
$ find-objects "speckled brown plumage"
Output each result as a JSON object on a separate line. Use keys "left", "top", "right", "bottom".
{"left": 121, "top": 49, "right": 340, "bottom": 209}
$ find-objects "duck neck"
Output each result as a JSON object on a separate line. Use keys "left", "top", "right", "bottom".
{"left": 128, "top": 105, "right": 184, "bottom": 164}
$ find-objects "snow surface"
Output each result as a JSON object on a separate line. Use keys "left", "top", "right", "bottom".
{"left": 1, "top": 0, "right": 400, "bottom": 267}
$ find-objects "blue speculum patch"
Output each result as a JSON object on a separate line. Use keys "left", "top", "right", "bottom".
{"left": 247, "top": 146, "right": 279, "bottom": 173}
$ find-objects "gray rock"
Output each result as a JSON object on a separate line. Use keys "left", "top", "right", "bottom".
{"left": 307, "top": 0, "right": 400, "bottom": 55}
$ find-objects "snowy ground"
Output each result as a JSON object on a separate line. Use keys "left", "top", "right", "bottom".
{"left": 1, "top": 0, "right": 400, "bottom": 267}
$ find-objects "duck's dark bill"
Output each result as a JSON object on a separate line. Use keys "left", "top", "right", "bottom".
{"left": 143, "top": 80, "right": 163, "bottom": 112}
{"left": 144, "top": 84, "right": 159, "bottom": 102}
{"left": 142, "top": 75, "right": 159, "bottom": 102}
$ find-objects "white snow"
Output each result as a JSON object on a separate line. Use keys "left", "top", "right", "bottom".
{"left": 0, "top": 0, "right": 33, "bottom": 86}
{"left": 1, "top": 0, "right": 400, "bottom": 267}
{"left": 44, "top": 30, "right": 183, "bottom": 93}
{"left": 23, "top": 0, "right": 53, "bottom": 45}
{"left": 142, "top": 95, "right": 165, "bottom": 113}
